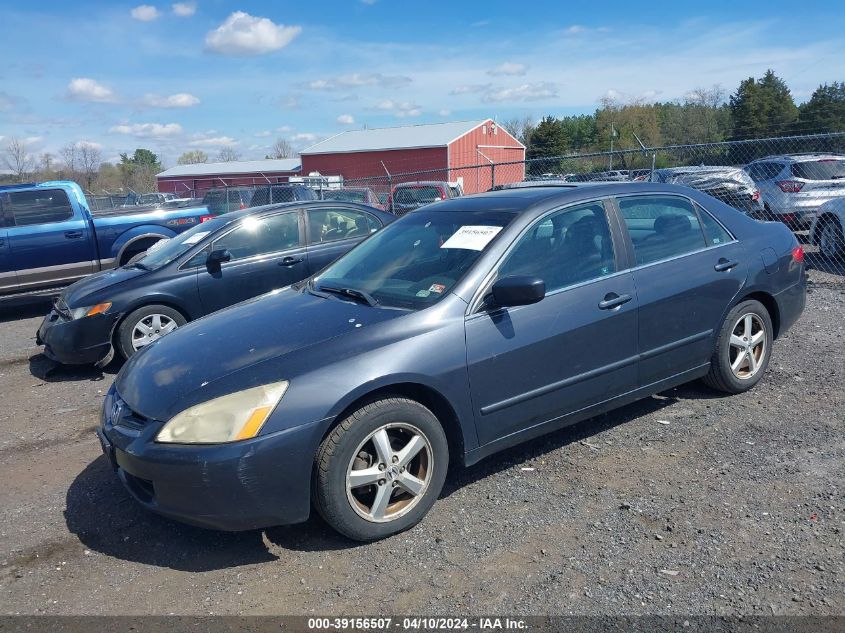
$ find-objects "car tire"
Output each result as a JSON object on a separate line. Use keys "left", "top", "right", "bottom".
{"left": 116, "top": 304, "right": 187, "bottom": 360}
{"left": 314, "top": 397, "right": 449, "bottom": 541}
{"left": 703, "top": 299, "right": 773, "bottom": 394}
{"left": 818, "top": 218, "right": 844, "bottom": 259}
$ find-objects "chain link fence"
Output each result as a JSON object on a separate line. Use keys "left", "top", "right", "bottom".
{"left": 336, "top": 132, "right": 845, "bottom": 285}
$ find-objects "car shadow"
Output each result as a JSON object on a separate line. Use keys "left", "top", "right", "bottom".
{"left": 65, "top": 381, "right": 729, "bottom": 566}
{"left": 29, "top": 353, "right": 120, "bottom": 383}
{"left": 0, "top": 296, "right": 53, "bottom": 324}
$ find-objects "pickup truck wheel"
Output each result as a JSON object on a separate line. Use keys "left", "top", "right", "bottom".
{"left": 116, "top": 305, "right": 187, "bottom": 360}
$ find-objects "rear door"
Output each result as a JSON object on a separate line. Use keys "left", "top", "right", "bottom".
{"left": 196, "top": 210, "right": 308, "bottom": 314}
{"left": 614, "top": 194, "right": 746, "bottom": 385}
{"left": 465, "top": 199, "right": 639, "bottom": 446}
{"left": 3, "top": 188, "right": 96, "bottom": 292}
{"left": 305, "top": 206, "right": 383, "bottom": 275}
{"left": 0, "top": 199, "right": 16, "bottom": 294}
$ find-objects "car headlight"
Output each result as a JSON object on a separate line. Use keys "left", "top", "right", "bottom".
{"left": 155, "top": 381, "right": 289, "bottom": 444}
{"left": 70, "top": 302, "right": 112, "bottom": 319}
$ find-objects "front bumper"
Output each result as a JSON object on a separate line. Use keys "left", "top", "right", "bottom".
{"left": 37, "top": 309, "right": 119, "bottom": 365}
{"left": 99, "top": 388, "right": 321, "bottom": 531}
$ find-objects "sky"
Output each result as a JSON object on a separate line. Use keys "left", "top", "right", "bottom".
{"left": 1, "top": 0, "right": 844, "bottom": 167}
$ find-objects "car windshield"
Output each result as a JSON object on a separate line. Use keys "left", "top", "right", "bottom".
{"left": 322, "top": 190, "right": 367, "bottom": 203}
{"left": 791, "top": 159, "right": 845, "bottom": 181}
{"left": 394, "top": 186, "right": 443, "bottom": 206}
{"left": 138, "top": 194, "right": 160, "bottom": 204}
{"left": 313, "top": 209, "right": 514, "bottom": 310}
{"left": 135, "top": 218, "right": 227, "bottom": 270}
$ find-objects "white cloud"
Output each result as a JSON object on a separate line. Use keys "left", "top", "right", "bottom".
{"left": 172, "top": 2, "right": 196, "bottom": 17}
{"left": 336, "top": 114, "right": 355, "bottom": 125}
{"left": 189, "top": 135, "right": 238, "bottom": 147}
{"left": 205, "top": 12, "right": 302, "bottom": 56}
{"left": 564, "top": 25, "right": 587, "bottom": 35}
{"left": 360, "top": 0, "right": 378, "bottom": 4}
{"left": 304, "top": 73, "right": 411, "bottom": 91}
{"left": 77, "top": 140, "right": 103, "bottom": 150}
{"left": 276, "top": 125, "right": 293, "bottom": 133}
{"left": 481, "top": 82, "right": 558, "bottom": 103}
{"left": 110, "top": 122, "right": 183, "bottom": 138}
{"left": 24, "top": 136, "right": 44, "bottom": 145}
{"left": 438, "top": 109, "right": 451, "bottom": 117}
{"left": 66, "top": 78, "right": 117, "bottom": 103}
{"left": 291, "top": 133, "right": 317, "bottom": 143}
{"left": 450, "top": 84, "right": 492, "bottom": 95}
{"left": 130, "top": 5, "right": 161, "bottom": 21}
{"left": 488, "top": 62, "right": 528, "bottom": 76}
{"left": 143, "top": 92, "right": 200, "bottom": 108}
{"left": 254, "top": 130, "right": 272, "bottom": 137}
{"left": 373, "top": 100, "right": 422, "bottom": 118}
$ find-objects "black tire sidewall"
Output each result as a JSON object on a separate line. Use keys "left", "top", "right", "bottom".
{"left": 316, "top": 399, "right": 449, "bottom": 541}
{"left": 116, "top": 304, "right": 187, "bottom": 360}
{"left": 714, "top": 300, "right": 773, "bottom": 392}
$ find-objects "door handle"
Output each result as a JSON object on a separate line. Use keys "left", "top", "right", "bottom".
{"left": 64, "top": 230, "right": 84, "bottom": 239}
{"left": 279, "top": 255, "right": 304, "bottom": 267}
{"left": 598, "top": 292, "right": 632, "bottom": 310}
{"left": 714, "top": 258, "right": 738, "bottom": 272}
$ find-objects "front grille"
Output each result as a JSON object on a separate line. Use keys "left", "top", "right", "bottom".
{"left": 111, "top": 394, "right": 150, "bottom": 432}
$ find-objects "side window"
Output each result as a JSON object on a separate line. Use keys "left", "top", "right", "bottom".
{"left": 499, "top": 201, "right": 616, "bottom": 293}
{"left": 618, "top": 195, "right": 707, "bottom": 266}
{"left": 308, "top": 208, "right": 381, "bottom": 244}
{"left": 695, "top": 204, "right": 733, "bottom": 246}
{"left": 212, "top": 212, "right": 301, "bottom": 261}
{"left": 5, "top": 189, "right": 74, "bottom": 226}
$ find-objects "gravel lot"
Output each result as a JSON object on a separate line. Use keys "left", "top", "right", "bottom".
{"left": 0, "top": 275, "right": 843, "bottom": 616}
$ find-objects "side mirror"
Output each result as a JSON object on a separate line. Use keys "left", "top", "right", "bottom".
{"left": 206, "top": 248, "right": 231, "bottom": 271}
{"left": 491, "top": 276, "right": 546, "bottom": 307}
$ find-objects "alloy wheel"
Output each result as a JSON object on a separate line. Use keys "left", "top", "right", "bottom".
{"left": 345, "top": 423, "right": 433, "bottom": 523}
{"left": 131, "top": 314, "right": 178, "bottom": 351}
{"left": 819, "top": 222, "right": 842, "bottom": 258}
{"left": 728, "top": 313, "right": 767, "bottom": 380}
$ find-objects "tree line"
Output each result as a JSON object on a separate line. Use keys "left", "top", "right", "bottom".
{"left": 502, "top": 71, "right": 845, "bottom": 165}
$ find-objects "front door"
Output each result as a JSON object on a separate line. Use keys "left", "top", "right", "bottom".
{"left": 0, "top": 227, "right": 15, "bottom": 295}
{"left": 465, "top": 199, "right": 639, "bottom": 446}
{"left": 614, "top": 194, "right": 746, "bottom": 385}
{"left": 3, "top": 188, "right": 95, "bottom": 291}
{"left": 197, "top": 210, "right": 308, "bottom": 314}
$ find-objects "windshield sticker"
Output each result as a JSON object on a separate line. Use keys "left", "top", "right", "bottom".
{"left": 428, "top": 283, "right": 446, "bottom": 294}
{"left": 182, "top": 231, "right": 211, "bottom": 246}
{"left": 440, "top": 225, "right": 502, "bottom": 251}
{"left": 416, "top": 289, "right": 431, "bottom": 298}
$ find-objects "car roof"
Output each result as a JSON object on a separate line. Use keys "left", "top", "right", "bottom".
{"left": 750, "top": 153, "right": 845, "bottom": 163}
{"left": 393, "top": 181, "right": 449, "bottom": 187}
{"left": 423, "top": 182, "right": 688, "bottom": 215}
{"left": 219, "top": 200, "right": 394, "bottom": 223}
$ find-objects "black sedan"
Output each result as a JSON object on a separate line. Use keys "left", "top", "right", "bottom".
{"left": 100, "top": 183, "right": 806, "bottom": 541}
{"left": 37, "top": 202, "right": 393, "bottom": 364}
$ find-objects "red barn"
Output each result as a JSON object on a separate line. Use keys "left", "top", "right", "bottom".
{"left": 300, "top": 119, "right": 524, "bottom": 194}
{"left": 156, "top": 158, "right": 301, "bottom": 197}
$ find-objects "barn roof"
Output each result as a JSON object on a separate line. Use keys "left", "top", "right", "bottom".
{"left": 157, "top": 158, "right": 301, "bottom": 178}
{"left": 301, "top": 119, "right": 521, "bottom": 155}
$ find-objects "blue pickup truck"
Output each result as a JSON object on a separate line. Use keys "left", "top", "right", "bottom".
{"left": 0, "top": 181, "right": 211, "bottom": 299}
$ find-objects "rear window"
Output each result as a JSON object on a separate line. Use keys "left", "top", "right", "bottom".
{"left": 3, "top": 189, "right": 74, "bottom": 226}
{"left": 791, "top": 159, "right": 845, "bottom": 181}
{"left": 323, "top": 190, "right": 367, "bottom": 203}
{"left": 394, "top": 186, "right": 444, "bottom": 205}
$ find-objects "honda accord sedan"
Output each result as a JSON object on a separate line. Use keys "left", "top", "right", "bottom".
{"left": 38, "top": 201, "right": 393, "bottom": 364}
{"left": 99, "top": 183, "right": 806, "bottom": 541}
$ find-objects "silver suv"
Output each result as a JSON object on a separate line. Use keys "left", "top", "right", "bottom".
{"left": 745, "top": 153, "right": 845, "bottom": 229}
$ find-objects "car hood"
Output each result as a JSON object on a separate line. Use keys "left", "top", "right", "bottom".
{"left": 62, "top": 266, "right": 149, "bottom": 307}
{"left": 115, "top": 286, "right": 407, "bottom": 421}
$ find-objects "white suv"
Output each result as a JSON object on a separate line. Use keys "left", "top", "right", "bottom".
{"left": 745, "top": 154, "right": 845, "bottom": 229}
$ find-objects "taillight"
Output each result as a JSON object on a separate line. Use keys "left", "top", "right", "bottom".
{"left": 200, "top": 214, "right": 214, "bottom": 223}
{"left": 792, "top": 245, "right": 804, "bottom": 264}
{"left": 752, "top": 190, "right": 760, "bottom": 201}
{"left": 777, "top": 180, "right": 804, "bottom": 193}
{"left": 239, "top": 202, "right": 246, "bottom": 210}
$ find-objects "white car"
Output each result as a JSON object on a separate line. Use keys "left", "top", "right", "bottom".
{"left": 809, "top": 198, "right": 845, "bottom": 259}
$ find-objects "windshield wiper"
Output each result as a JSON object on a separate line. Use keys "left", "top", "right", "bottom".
{"left": 317, "top": 284, "right": 378, "bottom": 307}
{"left": 132, "top": 261, "right": 151, "bottom": 271}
